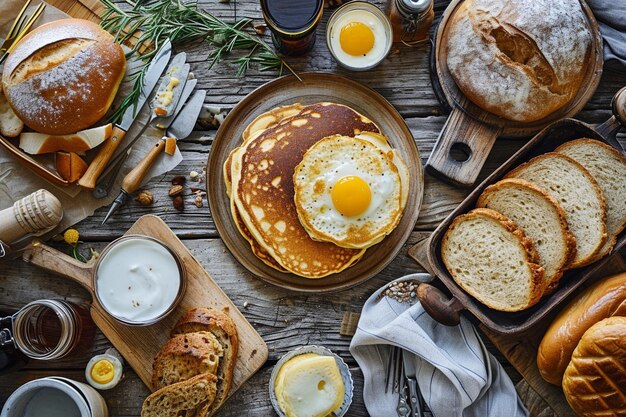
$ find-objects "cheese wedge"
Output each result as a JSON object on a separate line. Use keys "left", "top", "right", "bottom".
{"left": 19, "top": 123, "right": 112, "bottom": 154}
{"left": 275, "top": 355, "right": 344, "bottom": 417}
{"left": 274, "top": 353, "right": 319, "bottom": 409}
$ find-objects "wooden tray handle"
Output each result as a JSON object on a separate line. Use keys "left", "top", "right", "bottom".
{"left": 22, "top": 241, "right": 94, "bottom": 295}
{"left": 426, "top": 107, "right": 503, "bottom": 187}
{"left": 417, "top": 282, "right": 464, "bottom": 326}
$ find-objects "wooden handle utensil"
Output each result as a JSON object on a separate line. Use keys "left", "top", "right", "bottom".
{"left": 0, "top": 189, "right": 62, "bottom": 244}
{"left": 78, "top": 126, "right": 127, "bottom": 190}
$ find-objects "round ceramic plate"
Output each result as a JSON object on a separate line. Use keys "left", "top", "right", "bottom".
{"left": 207, "top": 72, "right": 423, "bottom": 292}
{"left": 268, "top": 345, "right": 354, "bottom": 417}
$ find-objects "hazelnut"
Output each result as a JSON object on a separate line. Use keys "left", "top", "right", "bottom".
{"left": 171, "top": 175, "right": 186, "bottom": 186}
{"left": 135, "top": 190, "right": 154, "bottom": 206}
{"left": 194, "top": 194, "right": 203, "bottom": 208}
{"left": 172, "top": 195, "right": 184, "bottom": 211}
{"left": 169, "top": 184, "right": 184, "bottom": 197}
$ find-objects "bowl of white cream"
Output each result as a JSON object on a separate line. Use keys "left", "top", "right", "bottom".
{"left": 93, "top": 235, "right": 186, "bottom": 326}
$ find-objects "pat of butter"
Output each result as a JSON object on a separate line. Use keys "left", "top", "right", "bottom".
{"left": 157, "top": 76, "right": 180, "bottom": 107}
{"left": 275, "top": 355, "right": 344, "bottom": 417}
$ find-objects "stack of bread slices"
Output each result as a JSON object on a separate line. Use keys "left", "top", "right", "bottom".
{"left": 141, "top": 308, "right": 238, "bottom": 417}
{"left": 442, "top": 139, "right": 626, "bottom": 312}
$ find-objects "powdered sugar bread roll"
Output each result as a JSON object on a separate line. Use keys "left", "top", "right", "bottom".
{"left": 446, "top": 0, "right": 592, "bottom": 122}
{"left": 2, "top": 19, "right": 126, "bottom": 135}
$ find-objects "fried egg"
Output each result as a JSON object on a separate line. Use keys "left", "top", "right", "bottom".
{"left": 293, "top": 134, "right": 404, "bottom": 249}
{"left": 329, "top": 9, "right": 390, "bottom": 70}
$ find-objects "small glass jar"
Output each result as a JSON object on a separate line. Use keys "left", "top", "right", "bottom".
{"left": 260, "top": 0, "right": 324, "bottom": 56}
{"left": 11, "top": 299, "right": 96, "bottom": 361}
{"left": 387, "top": 0, "right": 434, "bottom": 45}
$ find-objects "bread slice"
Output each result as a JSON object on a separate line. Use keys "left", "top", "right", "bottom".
{"left": 506, "top": 152, "right": 607, "bottom": 268}
{"left": 152, "top": 331, "right": 223, "bottom": 391}
{"left": 476, "top": 178, "right": 576, "bottom": 292}
{"left": 171, "top": 308, "right": 239, "bottom": 417}
{"left": 141, "top": 373, "right": 218, "bottom": 417}
{"left": 0, "top": 90, "right": 23, "bottom": 137}
{"left": 556, "top": 139, "right": 626, "bottom": 261}
{"left": 441, "top": 208, "right": 545, "bottom": 312}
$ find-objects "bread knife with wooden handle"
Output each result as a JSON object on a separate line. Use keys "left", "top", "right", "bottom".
{"left": 77, "top": 40, "right": 172, "bottom": 190}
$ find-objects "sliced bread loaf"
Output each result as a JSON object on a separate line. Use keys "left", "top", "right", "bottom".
{"left": 141, "top": 373, "right": 217, "bottom": 417}
{"left": 441, "top": 208, "right": 545, "bottom": 312}
{"left": 506, "top": 153, "right": 607, "bottom": 268}
{"left": 172, "top": 308, "right": 239, "bottom": 417}
{"left": 152, "top": 331, "right": 224, "bottom": 391}
{"left": 476, "top": 178, "right": 576, "bottom": 292}
{"left": 556, "top": 139, "right": 626, "bottom": 260}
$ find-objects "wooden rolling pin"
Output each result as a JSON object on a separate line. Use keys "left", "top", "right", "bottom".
{"left": 0, "top": 189, "right": 63, "bottom": 245}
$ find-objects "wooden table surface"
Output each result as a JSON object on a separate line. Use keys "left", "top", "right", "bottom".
{"left": 1, "top": 1, "right": 626, "bottom": 416}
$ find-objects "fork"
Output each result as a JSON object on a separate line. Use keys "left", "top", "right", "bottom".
{"left": 0, "top": 0, "right": 46, "bottom": 64}
{"left": 385, "top": 346, "right": 410, "bottom": 417}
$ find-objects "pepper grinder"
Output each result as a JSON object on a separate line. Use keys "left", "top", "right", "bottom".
{"left": 0, "top": 189, "right": 63, "bottom": 246}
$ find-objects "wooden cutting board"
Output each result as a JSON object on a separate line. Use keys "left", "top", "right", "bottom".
{"left": 408, "top": 235, "right": 626, "bottom": 417}
{"left": 23, "top": 215, "right": 268, "bottom": 397}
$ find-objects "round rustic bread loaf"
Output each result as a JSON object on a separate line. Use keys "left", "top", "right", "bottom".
{"left": 1, "top": 18, "right": 126, "bottom": 135}
{"left": 562, "top": 316, "right": 626, "bottom": 416}
{"left": 446, "top": 0, "right": 592, "bottom": 122}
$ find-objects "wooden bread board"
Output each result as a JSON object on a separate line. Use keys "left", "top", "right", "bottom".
{"left": 409, "top": 235, "right": 626, "bottom": 417}
{"left": 24, "top": 215, "right": 268, "bottom": 396}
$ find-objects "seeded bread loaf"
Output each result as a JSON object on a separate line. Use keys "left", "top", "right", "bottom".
{"left": 476, "top": 178, "right": 576, "bottom": 292}
{"left": 562, "top": 316, "right": 626, "bottom": 416}
{"left": 141, "top": 373, "right": 217, "bottom": 417}
{"left": 446, "top": 0, "right": 592, "bottom": 122}
{"left": 152, "top": 331, "right": 223, "bottom": 391}
{"left": 506, "top": 153, "right": 607, "bottom": 268}
{"left": 556, "top": 139, "right": 626, "bottom": 261}
{"left": 171, "top": 308, "right": 239, "bottom": 417}
{"left": 441, "top": 208, "right": 545, "bottom": 311}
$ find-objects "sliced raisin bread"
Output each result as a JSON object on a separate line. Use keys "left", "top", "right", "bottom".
{"left": 441, "top": 208, "right": 545, "bottom": 311}
{"left": 477, "top": 178, "right": 576, "bottom": 292}
{"left": 556, "top": 139, "right": 626, "bottom": 261}
{"left": 141, "top": 373, "right": 217, "bottom": 417}
{"left": 506, "top": 153, "right": 607, "bottom": 268}
{"left": 152, "top": 331, "right": 223, "bottom": 391}
{"left": 172, "top": 308, "right": 239, "bottom": 417}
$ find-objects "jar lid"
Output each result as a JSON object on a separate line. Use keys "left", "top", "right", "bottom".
{"left": 398, "top": 0, "right": 431, "bottom": 14}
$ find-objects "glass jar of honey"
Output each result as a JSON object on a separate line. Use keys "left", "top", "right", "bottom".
{"left": 10, "top": 299, "right": 96, "bottom": 361}
{"left": 386, "top": 0, "right": 434, "bottom": 45}
{"left": 260, "top": 0, "right": 324, "bottom": 55}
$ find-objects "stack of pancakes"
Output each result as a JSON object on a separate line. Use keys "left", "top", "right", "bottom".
{"left": 224, "top": 102, "right": 409, "bottom": 279}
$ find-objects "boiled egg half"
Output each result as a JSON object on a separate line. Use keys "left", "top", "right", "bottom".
{"left": 85, "top": 351, "right": 123, "bottom": 390}
{"left": 328, "top": 5, "right": 391, "bottom": 70}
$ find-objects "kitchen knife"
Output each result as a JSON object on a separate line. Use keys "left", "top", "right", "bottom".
{"left": 402, "top": 351, "right": 424, "bottom": 417}
{"left": 102, "top": 89, "right": 207, "bottom": 224}
{"left": 78, "top": 39, "right": 172, "bottom": 190}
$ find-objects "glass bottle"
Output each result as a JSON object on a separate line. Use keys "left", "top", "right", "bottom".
{"left": 260, "top": 0, "right": 324, "bottom": 55}
{"left": 387, "top": 0, "right": 434, "bottom": 45}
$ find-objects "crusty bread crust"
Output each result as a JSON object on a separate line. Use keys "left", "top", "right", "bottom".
{"left": 505, "top": 152, "right": 608, "bottom": 269}
{"left": 562, "top": 316, "right": 626, "bottom": 416}
{"left": 477, "top": 178, "right": 577, "bottom": 293}
{"left": 537, "top": 272, "right": 626, "bottom": 386}
{"left": 442, "top": 208, "right": 545, "bottom": 311}
{"left": 141, "top": 373, "right": 217, "bottom": 417}
{"left": 171, "top": 308, "right": 238, "bottom": 417}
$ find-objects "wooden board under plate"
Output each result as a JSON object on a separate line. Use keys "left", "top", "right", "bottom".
{"left": 23, "top": 215, "right": 268, "bottom": 399}
{"left": 207, "top": 72, "right": 424, "bottom": 293}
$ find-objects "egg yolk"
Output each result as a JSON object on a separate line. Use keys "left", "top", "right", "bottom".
{"left": 339, "top": 22, "right": 375, "bottom": 56}
{"left": 331, "top": 176, "right": 371, "bottom": 217}
{"left": 90, "top": 359, "right": 115, "bottom": 384}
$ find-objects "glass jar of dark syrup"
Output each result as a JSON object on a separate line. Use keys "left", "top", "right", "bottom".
{"left": 260, "top": 0, "right": 324, "bottom": 55}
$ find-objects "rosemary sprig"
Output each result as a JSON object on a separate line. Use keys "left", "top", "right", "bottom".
{"left": 100, "top": 0, "right": 295, "bottom": 123}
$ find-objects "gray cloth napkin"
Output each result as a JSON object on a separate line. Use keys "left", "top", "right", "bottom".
{"left": 350, "top": 273, "right": 528, "bottom": 417}
{"left": 587, "top": 0, "right": 626, "bottom": 72}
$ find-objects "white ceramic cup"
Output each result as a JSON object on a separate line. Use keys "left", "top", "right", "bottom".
{"left": 1, "top": 377, "right": 108, "bottom": 417}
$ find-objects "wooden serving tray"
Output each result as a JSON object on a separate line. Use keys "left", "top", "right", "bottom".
{"left": 207, "top": 72, "right": 424, "bottom": 293}
{"left": 22, "top": 215, "right": 268, "bottom": 397}
{"left": 426, "top": 0, "right": 603, "bottom": 187}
